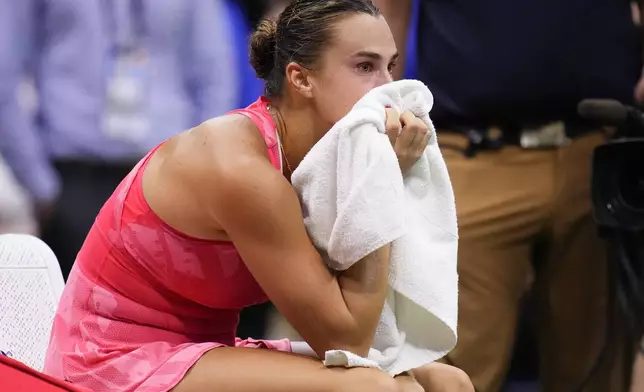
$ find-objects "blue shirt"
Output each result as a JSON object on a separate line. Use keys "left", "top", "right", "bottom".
{"left": 0, "top": 0, "right": 240, "bottom": 202}
{"left": 414, "top": 0, "right": 642, "bottom": 126}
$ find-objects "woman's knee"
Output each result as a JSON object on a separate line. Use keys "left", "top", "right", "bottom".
{"left": 444, "top": 367, "right": 475, "bottom": 392}
{"left": 412, "top": 363, "right": 474, "bottom": 392}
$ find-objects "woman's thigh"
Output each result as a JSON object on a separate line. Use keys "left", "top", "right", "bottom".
{"left": 171, "top": 347, "right": 399, "bottom": 392}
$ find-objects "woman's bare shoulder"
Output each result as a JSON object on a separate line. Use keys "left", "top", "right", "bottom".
{"left": 172, "top": 115, "right": 290, "bottom": 214}
{"left": 190, "top": 114, "right": 267, "bottom": 160}
{"left": 165, "top": 114, "right": 269, "bottom": 178}
{"left": 143, "top": 113, "right": 287, "bottom": 237}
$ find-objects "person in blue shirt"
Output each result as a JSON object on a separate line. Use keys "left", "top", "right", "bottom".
{"left": 375, "top": 0, "right": 641, "bottom": 391}
{"left": 0, "top": 0, "right": 241, "bottom": 278}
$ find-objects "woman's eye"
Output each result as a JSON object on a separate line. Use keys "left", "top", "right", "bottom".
{"left": 357, "top": 63, "right": 373, "bottom": 73}
{"left": 388, "top": 62, "right": 397, "bottom": 74}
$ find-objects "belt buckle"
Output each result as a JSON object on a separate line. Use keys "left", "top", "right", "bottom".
{"left": 519, "top": 121, "right": 571, "bottom": 149}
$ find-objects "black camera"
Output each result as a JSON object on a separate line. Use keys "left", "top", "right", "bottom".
{"left": 592, "top": 138, "right": 644, "bottom": 232}
{"left": 578, "top": 99, "right": 644, "bottom": 232}
{"left": 579, "top": 99, "right": 644, "bottom": 362}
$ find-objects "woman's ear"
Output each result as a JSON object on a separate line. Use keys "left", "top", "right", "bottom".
{"left": 285, "top": 62, "right": 314, "bottom": 98}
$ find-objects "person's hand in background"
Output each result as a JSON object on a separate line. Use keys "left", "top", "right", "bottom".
{"left": 635, "top": 72, "right": 644, "bottom": 103}
{"left": 632, "top": 2, "right": 644, "bottom": 103}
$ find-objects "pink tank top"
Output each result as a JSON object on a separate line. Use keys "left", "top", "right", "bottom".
{"left": 77, "top": 97, "right": 281, "bottom": 346}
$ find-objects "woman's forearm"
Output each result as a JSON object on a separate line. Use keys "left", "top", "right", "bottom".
{"left": 334, "top": 244, "right": 392, "bottom": 356}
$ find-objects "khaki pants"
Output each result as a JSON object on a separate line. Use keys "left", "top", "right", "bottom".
{"left": 438, "top": 131, "right": 630, "bottom": 392}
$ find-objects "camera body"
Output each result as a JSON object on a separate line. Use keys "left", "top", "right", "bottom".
{"left": 583, "top": 101, "right": 644, "bottom": 370}
{"left": 592, "top": 137, "right": 644, "bottom": 233}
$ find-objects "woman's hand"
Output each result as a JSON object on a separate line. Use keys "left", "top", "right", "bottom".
{"left": 385, "top": 108, "right": 430, "bottom": 174}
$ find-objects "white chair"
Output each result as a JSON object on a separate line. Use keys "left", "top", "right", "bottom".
{"left": 0, "top": 234, "right": 64, "bottom": 371}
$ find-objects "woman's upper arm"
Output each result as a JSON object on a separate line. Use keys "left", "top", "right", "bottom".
{"left": 205, "top": 152, "right": 356, "bottom": 354}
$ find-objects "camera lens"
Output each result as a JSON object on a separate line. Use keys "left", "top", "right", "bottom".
{"left": 618, "top": 158, "right": 644, "bottom": 212}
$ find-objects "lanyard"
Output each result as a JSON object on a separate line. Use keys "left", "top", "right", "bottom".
{"left": 102, "top": 0, "right": 146, "bottom": 52}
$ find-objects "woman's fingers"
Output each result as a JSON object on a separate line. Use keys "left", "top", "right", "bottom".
{"left": 385, "top": 108, "right": 402, "bottom": 147}
{"left": 398, "top": 111, "right": 429, "bottom": 154}
{"left": 386, "top": 109, "right": 431, "bottom": 174}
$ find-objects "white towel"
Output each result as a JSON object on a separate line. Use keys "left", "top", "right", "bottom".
{"left": 290, "top": 80, "right": 459, "bottom": 376}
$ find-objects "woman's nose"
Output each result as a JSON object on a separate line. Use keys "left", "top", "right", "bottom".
{"left": 374, "top": 71, "right": 394, "bottom": 88}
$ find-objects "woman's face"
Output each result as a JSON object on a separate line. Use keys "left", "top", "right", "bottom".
{"left": 308, "top": 13, "right": 398, "bottom": 128}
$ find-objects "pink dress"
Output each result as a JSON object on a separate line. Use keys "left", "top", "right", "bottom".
{"left": 44, "top": 97, "right": 291, "bottom": 392}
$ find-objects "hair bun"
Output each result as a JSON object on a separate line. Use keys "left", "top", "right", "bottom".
{"left": 250, "top": 18, "right": 278, "bottom": 80}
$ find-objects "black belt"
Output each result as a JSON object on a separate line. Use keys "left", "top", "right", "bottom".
{"left": 439, "top": 121, "right": 600, "bottom": 157}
